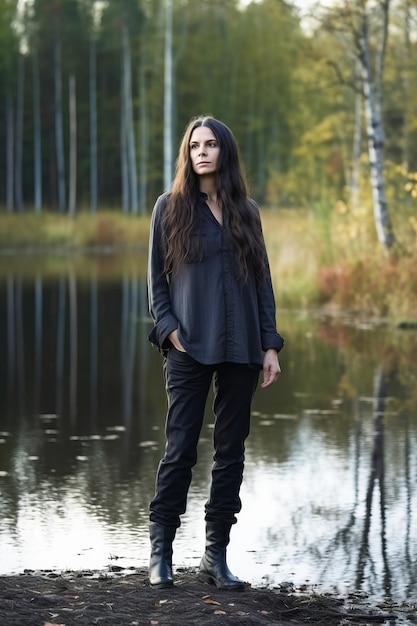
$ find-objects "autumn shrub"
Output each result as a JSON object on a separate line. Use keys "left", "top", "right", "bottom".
{"left": 317, "top": 255, "right": 417, "bottom": 321}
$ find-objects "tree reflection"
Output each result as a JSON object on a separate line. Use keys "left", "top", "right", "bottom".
{"left": 355, "top": 365, "right": 392, "bottom": 597}
{"left": 56, "top": 275, "right": 66, "bottom": 418}
{"left": 6, "top": 276, "right": 15, "bottom": 399}
{"left": 1, "top": 276, "right": 417, "bottom": 599}
{"left": 90, "top": 274, "right": 98, "bottom": 428}
{"left": 34, "top": 275, "right": 43, "bottom": 415}
{"left": 1, "top": 265, "right": 152, "bottom": 439}
{"left": 69, "top": 269, "right": 78, "bottom": 425}
{"left": 5, "top": 276, "right": 26, "bottom": 418}
{"left": 121, "top": 274, "right": 138, "bottom": 426}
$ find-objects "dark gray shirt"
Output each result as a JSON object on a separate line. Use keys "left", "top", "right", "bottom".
{"left": 147, "top": 192, "right": 284, "bottom": 369}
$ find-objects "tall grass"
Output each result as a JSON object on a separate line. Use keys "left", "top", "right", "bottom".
{"left": 0, "top": 210, "right": 150, "bottom": 249}
{"left": 1, "top": 206, "right": 416, "bottom": 321}
{"left": 262, "top": 209, "right": 326, "bottom": 308}
{"left": 264, "top": 202, "right": 417, "bottom": 323}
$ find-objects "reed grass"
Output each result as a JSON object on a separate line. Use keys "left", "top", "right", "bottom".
{"left": 1, "top": 206, "right": 416, "bottom": 322}
{"left": 264, "top": 203, "right": 417, "bottom": 323}
{"left": 0, "top": 210, "right": 150, "bottom": 249}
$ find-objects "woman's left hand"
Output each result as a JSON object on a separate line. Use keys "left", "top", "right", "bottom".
{"left": 261, "top": 349, "right": 281, "bottom": 388}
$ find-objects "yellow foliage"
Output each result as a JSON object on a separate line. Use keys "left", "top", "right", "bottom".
{"left": 403, "top": 171, "right": 417, "bottom": 200}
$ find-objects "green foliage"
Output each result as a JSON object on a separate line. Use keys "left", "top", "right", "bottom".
{"left": 0, "top": 0, "right": 305, "bottom": 210}
{"left": 0, "top": 0, "right": 415, "bottom": 245}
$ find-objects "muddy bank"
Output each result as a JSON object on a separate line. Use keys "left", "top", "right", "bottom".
{"left": 0, "top": 567, "right": 413, "bottom": 625}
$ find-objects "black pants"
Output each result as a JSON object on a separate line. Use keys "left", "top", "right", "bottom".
{"left": 150, "top": 348, "right": 259, "bottom": 528}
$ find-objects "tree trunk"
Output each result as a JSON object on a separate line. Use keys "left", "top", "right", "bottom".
{"left": 122, "top": 18, "right": 138, "bottom": 214}
{"left": 33, "top": 47, "right": 42, "bottom": 213}
{"left": 6, "top": 93, "right": 14, "bottom": 212}
{"left": 68, "top": 74, "right": 77, "bottom": 217}
{"left": 402, "top": 0, "right": 411, "bottom": 174}
{"left": 54, "top": 33, "right": 66, "bottom": 213}
{"left": 89, "top": 35, "right": 98, "bottom": 213}
{"left": 164, "top": 0, "right": 174, "bottom": 191}
{"left": 15, "top": 52, "right": 25, "bottom": 212}
{"left": 359, "top": 11, "right": 394, "bottom": 249}
{"left": 350, "top": 63, "right": 362, "bottom": 209}
{"left": 121, "top": 64, "right": 129, "bottom": 213}
{"left": 138, "top": 46, "right": 148, "bottom": 215}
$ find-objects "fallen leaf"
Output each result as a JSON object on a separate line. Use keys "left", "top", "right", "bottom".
{"left": 203, "top": 598, "right": 221, "bottom": 606}
{"left": 43, "top": 622, "right": 65, "bottom": 626}
{"left": 213, "top": 610, "right": 226, "bottom": 615}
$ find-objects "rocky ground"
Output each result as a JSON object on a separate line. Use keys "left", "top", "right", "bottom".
{"left": 0, "top": 567, "right": 415, "bottom": 626}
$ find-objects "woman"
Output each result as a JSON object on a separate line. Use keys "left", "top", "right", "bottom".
{"left": 147, "top": 116, "right": 284, "bottom": 591}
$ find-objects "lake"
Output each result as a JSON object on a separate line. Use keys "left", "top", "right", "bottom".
{"left": 0, "top": 252, "right": 416, "bottom": 603}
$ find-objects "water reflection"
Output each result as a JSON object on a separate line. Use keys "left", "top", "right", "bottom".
{"left": 0, "top": 256, "right": 416, "bottom": 603}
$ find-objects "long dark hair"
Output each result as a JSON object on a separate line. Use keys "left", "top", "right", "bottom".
{"left": 163, "top": 116, "right": 268, "bottom": 286}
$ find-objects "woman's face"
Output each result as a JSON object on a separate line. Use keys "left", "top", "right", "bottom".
{"left": 189, "top": 126, "right": 220, "bottom": 176}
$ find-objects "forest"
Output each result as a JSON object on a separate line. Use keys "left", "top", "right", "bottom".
{"left": 1, "top": 0, "right": 417, "bottom": 316}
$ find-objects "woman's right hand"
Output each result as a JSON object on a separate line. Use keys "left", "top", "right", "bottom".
{"left": 168, "top": 329, "right": 186, "bottom": 352}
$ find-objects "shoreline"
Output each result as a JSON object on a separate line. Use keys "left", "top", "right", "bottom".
{"left": 0, "top": 567, "right": 411, "bottom": 625}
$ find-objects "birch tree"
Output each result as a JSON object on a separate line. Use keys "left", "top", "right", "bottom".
{"left": 6, "top": 93, "right": 14, "bottom": 212}
{"left": 68, "top": 73, "right": 77, "bottom": 216}
{"left": 138, "top": 34, "right": 148, "bottom": 215}
{"left": 322, "top": 0, "right": 395, "bottom": 249}
{"left": 393, "top": 0, "right": 416, "bottom": 179}
{"left": 32, "top": 45, "right": 42, "bottom": 213}
{"left": 24, "top": 0, "right": 43, "bottom": 213}
{"left": 350, "top": 61, "right": 363, "bottom": 209}
{"left": 163, "top": 0, "right": 174, "bottom": 191}
{"left": 121, "top": 67, "right": 130, "bottom": 213}
{"left": 89, "top": 30, "right": 98, "bottom": 213}
{"left": 358, "top": 0, "right": 394, "bottom": 248}
{"left": 54, "top": 27, "right": 66, "bottom": 213}
{"left": 0, "top": 0, "right": 18, "bottom": 211}
{"left": 80, "top": 0, "right": 100, "bottom": 213}
{"left": 121, "top": 16, "right": 138, "bottom": 214}
{"left": 15, "top": 51, "right": 25, "bottom": 212}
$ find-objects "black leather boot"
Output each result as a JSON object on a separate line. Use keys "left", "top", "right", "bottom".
{"left": 149, "top": 522, "right": 176, "bottom": 588}
{"left": 199, "top": 522, "right": 245, "bottom": 591}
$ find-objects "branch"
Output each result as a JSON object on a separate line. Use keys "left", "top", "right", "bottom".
{"left": 375, "top": 0, "right": 391, "bottom": 109}
{"left": 327, "top": 59, "right": 363, "bottom": 95}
